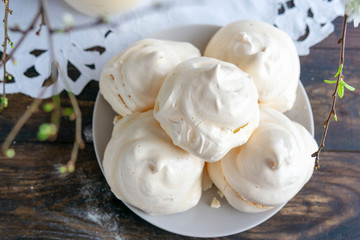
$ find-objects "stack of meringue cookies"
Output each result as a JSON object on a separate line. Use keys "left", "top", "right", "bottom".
{"left": 100, "top": 20, "right": 318, "bottom": 215}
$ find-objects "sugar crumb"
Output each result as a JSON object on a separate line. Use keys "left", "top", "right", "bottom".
{"left": 211, "top": 197, "right": 221, "bottom": 208}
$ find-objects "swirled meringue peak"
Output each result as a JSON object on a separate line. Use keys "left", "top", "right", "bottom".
{"left": 100, "top": 38, "right": 201, "bottom": 116}
{"left": 204, "top": 20, "right": 300, "bottom": 112}
{"left": 154, "top": 57, "right": 260, "bottom": 162}
{"left": 103, "top": 110, "right": 204, "bottom": 215}
{"left": 207, "top": 107, "right": 317, "bottom": 213}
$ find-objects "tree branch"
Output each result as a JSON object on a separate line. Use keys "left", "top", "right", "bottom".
{"left": 41, "top": 0, "right": 85, "bottom": 172}
{"left": 0, "top": 8, "right": 41, "bottom": 69}
{"left": 1, "top": 0, "right": 12, "bottom": 111}
{"left": 311, "top": 15, "right": 348, "bottom": 170}
{"left": 1, "top": 93, "right": 45, "bottom": 155}
{"left": 1, "top": 0, "right": 95, "bottom": 173}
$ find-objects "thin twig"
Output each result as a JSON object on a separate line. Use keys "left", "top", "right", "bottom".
{"left": 1, "top": 0, "right": 11, "bottom": 111}
{"left": 312, "top": 15, "right": 348, "bottom": 170}
{"left": 1, "top": 0, "right": 107, "bottom": 170}
{"left": 68, "top": 141, "right": 79, "bottom": 169}
{"left": 68, "top": 92, "right": 85, "bottom": 149}
{"left": 36, "top": 9, "right": 46, "bottom": 35}
{"left": 1, "top": 90, "right": 46, "bottom": 154}
{"left": 49, "top": 62, "right": 61, "bottom": 140}
{"left": 2, "top": 4, "right": 109, "bottom": 70}
{"left": 0, "top": 9, "right": 41, "bottom": 68}
{"left": 0, "top": 3, "right": 44, "bottom": 154}
{"left": 41, "top": 0, "right": 85, "bottom": 170}
{"left": 10, "top": 16, "right": 109, "bottom": 35}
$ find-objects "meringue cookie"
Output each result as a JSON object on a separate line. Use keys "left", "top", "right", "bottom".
{"left": 154, "top": 57, "right": 260, "bottom": 162}
{"left": 64, "top": 0, "right": 142, "bottom": 17}
{"left": 204, "top": 20, "right": 300, "bottom": 112}
{"left": 100, "top": 38, "right": 201, "bottom": 116}
{"left": 207, "top": 107, "right": 317, "bottom": 213}
{"left": 103, "top": 110, "right": 204, "bottom": 215}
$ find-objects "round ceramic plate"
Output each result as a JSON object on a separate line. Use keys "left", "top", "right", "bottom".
{"left": 92, "top": 24, "right": 314, "bottom": 238}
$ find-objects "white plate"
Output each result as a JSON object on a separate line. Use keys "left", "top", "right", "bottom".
{"left": 92, "top": 24, "right": 314, "bottom": 238}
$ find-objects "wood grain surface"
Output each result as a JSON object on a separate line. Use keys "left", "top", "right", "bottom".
{"left": 1, "top": 17, "right": 360, "bottom": 239}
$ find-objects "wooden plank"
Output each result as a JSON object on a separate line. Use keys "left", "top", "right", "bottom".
{"left": 0, "top": 143, "right": 198, "bottom": 239}
{"left": 0, "top": 81, "right": 98, "bottom": 144}
{"left": 0, "top": 144, "right": 359, "bottom": 239}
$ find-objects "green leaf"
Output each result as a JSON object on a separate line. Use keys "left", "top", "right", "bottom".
{"left": 43, "top": 102, "right": 54, "bottom": 112}
{"left": 338, "top": 83, "right": 345, "bottom": 98}
{"left": 334, "top": 64, "right": 343, "bottom": 78}
{"left": 37, "top": 130, "right": 49, "bottom": 141}
{"left": 6, "top": 148, "right": 15, "bottom": 158}
{"left": 324, "top": 80, "right": 337, "bottom": 84}
{"left": 344, "top": 82, "right": 355, "bottom": 91}
{"left": 37, "top": 123, "right": 57, "bottom": 141}
{"left": 62, "top": 107, "right": 73, "bottom": 117}
{"left": 336, "top": 80, "right": 355, "bottom": 99}
{"left": 1, "top": 97, "right": 8, "bottom": 108}
{"left": 334, "top": 114, "right": 338, "bottom": 121}
{"left": 59, "top": 165, "right": 67, "bottom": 174}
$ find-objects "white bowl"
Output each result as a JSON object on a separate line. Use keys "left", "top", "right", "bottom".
{"left": 92, "top": 24, "right": 314, "bottom": 238}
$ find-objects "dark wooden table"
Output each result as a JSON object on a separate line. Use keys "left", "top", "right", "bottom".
{"left": 1, "top": 17, "right": 360, "bottom": 239}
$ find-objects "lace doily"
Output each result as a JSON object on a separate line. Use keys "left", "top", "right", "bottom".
{"left": 0, "top": 0, "right": 344, "bottom": 98}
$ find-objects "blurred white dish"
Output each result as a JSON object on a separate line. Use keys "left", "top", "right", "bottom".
{"left": 93, "top": 24, "right": 314, "bottom": 238}
{"left": 64, "top": 0, "right": 142, "bottom": 17}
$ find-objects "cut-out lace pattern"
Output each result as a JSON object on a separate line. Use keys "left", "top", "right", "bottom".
{"left": 0, "top": 0, "right": 344, "bottom": 98}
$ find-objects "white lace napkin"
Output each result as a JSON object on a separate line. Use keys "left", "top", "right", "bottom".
{"left": 0, "top": 0, "right": 344, "bottom": 98}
